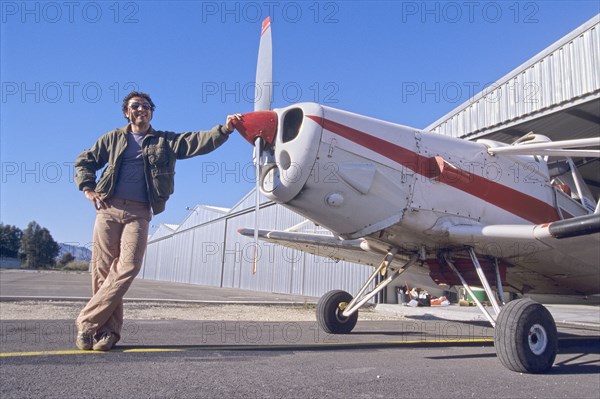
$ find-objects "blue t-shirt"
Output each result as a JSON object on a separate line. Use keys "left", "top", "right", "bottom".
{"left": 112, "top": 132, "right": 149, "bottom": 203}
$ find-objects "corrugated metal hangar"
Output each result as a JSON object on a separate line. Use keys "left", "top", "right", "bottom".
{"left": 426, "top": 15, "right": 599, "bottom": 197}
{"left": 142, "top": 192, "right": 375, "bottom": 297}
{"left": 140, "top": 15, "right": 599, "bottom": 301}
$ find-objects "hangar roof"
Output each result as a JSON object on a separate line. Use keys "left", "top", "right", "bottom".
{"left": 426, "top": 15, "right": 600, "bottom": 198}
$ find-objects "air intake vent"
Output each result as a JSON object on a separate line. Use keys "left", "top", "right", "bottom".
{"left": 282, "top": 108, "right": 303, "bottom": 143}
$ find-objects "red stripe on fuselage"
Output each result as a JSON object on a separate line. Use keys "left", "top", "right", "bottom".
{"left": 307, "top": 115, "right": 560, "bottom": 224}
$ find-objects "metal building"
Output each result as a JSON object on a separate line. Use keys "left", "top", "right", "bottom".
{"left": 427, "top": 15, "right": 599, "bottom": 141}
{"left": 426, "top": 15, "right": 599, "bottom": 196}
{"left": 140, "top": 15, "right": 599, "bottom": 300}
{"left": 141, "top": 190, "right": 374, "bottom": 297}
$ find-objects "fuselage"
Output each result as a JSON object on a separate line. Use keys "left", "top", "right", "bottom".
{"left": 258, "top": 103, "right": 583, "bottom": 246}
{"left": 236, "top": 102, "right": 597, "bottom": 297}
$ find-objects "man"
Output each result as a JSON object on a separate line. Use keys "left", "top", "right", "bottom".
{"left": 74, "top": 91, "right": 240, "bottom": 351}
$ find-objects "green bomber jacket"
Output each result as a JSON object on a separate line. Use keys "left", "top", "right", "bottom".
{"left": 74, "top": 124, "right": 230, "bottom": 215}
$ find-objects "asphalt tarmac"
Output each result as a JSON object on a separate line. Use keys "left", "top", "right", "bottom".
{"left": 1, "top": 269, "right": 599, "bottom": 398}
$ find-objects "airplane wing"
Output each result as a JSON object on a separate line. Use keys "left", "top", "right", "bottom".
{"left": 237, "top": 228, "right": 383, "bottom": 266}
{"left": 447, "top": 214, "right": 600, "bottom": 296}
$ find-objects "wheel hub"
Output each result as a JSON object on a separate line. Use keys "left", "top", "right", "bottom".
{"left": 336, "top": 302, "right": 349, "bottom": 322}
{"left": 528, "top": 323, "right": 548, "bottom": 355}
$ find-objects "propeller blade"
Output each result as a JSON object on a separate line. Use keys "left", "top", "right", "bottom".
{"left": 255, "top": 17, "right": 272, "bottom": 111}
{"left": 252, "top": 137, "right": 263, "bottom": 274}
{"left": 233, "top": 17, "right": 274, "bottom": 274}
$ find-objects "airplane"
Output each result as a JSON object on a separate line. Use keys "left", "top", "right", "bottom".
{"left": 231, "top": 17, "right": 600, "bottom": 374}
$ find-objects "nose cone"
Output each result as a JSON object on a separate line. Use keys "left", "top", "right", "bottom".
{"left": 232, "top": 111, "right": 278, "bottom": 145}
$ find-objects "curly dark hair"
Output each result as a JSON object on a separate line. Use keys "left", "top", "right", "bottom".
{"left": 122, "top": 91, "right": 156, "bottom": 120}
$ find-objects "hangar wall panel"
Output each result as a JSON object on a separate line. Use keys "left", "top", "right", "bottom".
{"left": 189, "top": 221, "right": 226, "bottom": 287}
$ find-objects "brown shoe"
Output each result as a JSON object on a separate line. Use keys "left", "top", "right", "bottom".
{"left": 76, "top": 331, "right": 94, "bottom": 350}
{"left": 93, "top": 332, "right": 119, "bottom": 351}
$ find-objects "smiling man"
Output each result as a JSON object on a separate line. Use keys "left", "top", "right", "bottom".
{"left": 73, "top": 91, "right": 240, "bottom": 351}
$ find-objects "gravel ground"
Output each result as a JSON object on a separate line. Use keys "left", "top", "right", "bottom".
{"left": 0, "top": 301, "right": 400, "bottom": 322}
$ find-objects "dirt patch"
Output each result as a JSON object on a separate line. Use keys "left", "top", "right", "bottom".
{"left": 0, "top": 301, "right": 400, "bottom": 322}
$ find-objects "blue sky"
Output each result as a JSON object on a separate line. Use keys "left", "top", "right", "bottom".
{"left": 1, "top": 1, "right": 598, "bottom": 246}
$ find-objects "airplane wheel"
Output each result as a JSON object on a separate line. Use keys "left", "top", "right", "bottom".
{"left": 494, "top": 298, "right": 557, "bottom": 373}
{"left": 316, "top": 290, "right": 358, "bottom": 334}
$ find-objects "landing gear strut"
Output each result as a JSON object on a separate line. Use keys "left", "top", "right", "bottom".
{"left": 316, "top": 247, "right": 559, "bottom": 373}
{"left": 316, "top": 251, "right": 418, "bottom": 334}
{"left": 445, "top": 249, "right": 558, "bottom": 373}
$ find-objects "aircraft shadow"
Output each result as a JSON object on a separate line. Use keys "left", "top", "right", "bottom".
{"left": 401, "top": 314, "right": 498, "bottom": 328}
{"left": 551, "top": 350, "right": 600, "bottom": 375}
{"left": 426, "top": 337, "right": 600, "bottom": 375}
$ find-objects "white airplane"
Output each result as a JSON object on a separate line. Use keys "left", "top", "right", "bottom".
{"left": 232, "top": 17, "right": 600, "bottom": 374}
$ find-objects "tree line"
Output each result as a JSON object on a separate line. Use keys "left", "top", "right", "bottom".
{"left": 0, "top": 221, "right": 74, "bottom": 268}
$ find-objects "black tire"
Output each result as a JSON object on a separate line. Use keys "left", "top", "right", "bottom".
{"left": 316, "top": 290, "right": 358, "bottom": 334}
{"left": 494, "top": 298, "right": 557, "bottom": 373}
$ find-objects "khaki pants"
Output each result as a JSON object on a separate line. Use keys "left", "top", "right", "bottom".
{"left": 76, "top": 198, "right": 151, "bottom": 339}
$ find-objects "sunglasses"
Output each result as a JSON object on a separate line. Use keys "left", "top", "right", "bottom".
{"left": 129, "top": 102, "right": 152, "bottom": 110}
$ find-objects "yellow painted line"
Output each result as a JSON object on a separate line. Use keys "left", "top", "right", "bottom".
{"left": 245, "top": 338, "right": 495, "bottom": 350}
{"left": 3, "top": 336, "right": 594, "bottom": 358}
{"left": 387, "top": 338, "right": 494, "bottom": 345}
{"left": 122, "top": 348, "right": 186, "bottom": 353}
{"left": 0, "top": 349, "right": 104, "bottom": 357}
{"left": 0, "top": 338, "right": 495, "bottom": 358}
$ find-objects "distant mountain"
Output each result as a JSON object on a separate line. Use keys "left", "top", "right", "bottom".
{"left": 58, "top": 243, "right": 92, "bottom": 262}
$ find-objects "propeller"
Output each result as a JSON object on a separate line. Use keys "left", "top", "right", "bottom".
{"left": 231, "top": 17, "right": 277, "bottom": 274}
{"left": 255, "top": 16, "right": 273, "bottom": 113}
{"left": 252, "top": 138, "right": 262, "bottom": 273}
